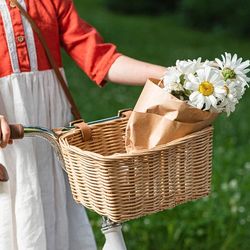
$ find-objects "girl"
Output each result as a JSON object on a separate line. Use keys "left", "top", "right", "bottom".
{"left": 0, "top": 0, "right": 166, "bottom": 249}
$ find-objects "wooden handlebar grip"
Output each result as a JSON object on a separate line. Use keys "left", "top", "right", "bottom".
{"left": 9, "top": 124, "right": 24, "bottom": 139}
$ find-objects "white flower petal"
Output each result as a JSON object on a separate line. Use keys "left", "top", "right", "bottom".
{"left": 187, "top": 74, "right": 199, "bottom": 85}
{"left": 203, "top": 97, "right": 211, "bottom": 110}
{"left": 215, "top": 86, "right": 226, "bottom": 94}
{"left": 197, "top": 94, "right": 205, "bottom": 109}
{"left": 215, "top": 59, "right": 223, "bottom": 69}
{"left": 204, "top": 67, "right": 211, "bottom": 81}
{"left": 236, "top": 57, "right": 243, "bottom": 65}
{"left": 222, "top": 54, "right": 226, "bottom": 63}
{"left": 209, "top": 95, "right": 218, "bottom": 108}
{"left": 243, "top": 69, "right": 250, "bottom": 74}
{"left": 210, "top": 72, "right": 219, "bottom": 83}
{"left": 237, "top": 60, "right": 250, "bottom": 70}
{"left": 232, "top": 54, "right": 237, "bottom": 64}
{"left": 189, "top": 91, "right": 199, "bottom": 101}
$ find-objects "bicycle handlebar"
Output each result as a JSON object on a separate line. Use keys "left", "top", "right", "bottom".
{"left": 0, "top": 124, "right": 66, "bottom": 183}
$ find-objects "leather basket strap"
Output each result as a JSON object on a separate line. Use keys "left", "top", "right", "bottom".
{"left": 12, "top": 0, "right": 81, "bottom": 120}
{"left": 74, "top": 122, "right": 92, "bottom": 141}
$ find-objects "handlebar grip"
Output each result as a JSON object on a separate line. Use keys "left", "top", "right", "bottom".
{"left": 9, "top": 124, "right": 24, "bottom": 139}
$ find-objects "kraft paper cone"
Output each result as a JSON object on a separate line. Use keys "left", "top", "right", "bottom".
{"left": 125, "top": 78, "right": 218, "bottom": 152}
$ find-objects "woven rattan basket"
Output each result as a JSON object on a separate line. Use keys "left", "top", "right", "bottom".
{"left": 59, "top": 111, "right": 213, "bottom": 223}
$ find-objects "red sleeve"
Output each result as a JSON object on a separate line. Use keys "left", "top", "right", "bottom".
{"left": 54, "top": 0, "right": 121, "bottom": 86}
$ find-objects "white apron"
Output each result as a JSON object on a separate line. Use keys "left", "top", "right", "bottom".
{"left": 0, "top": 70, "right": 97, "bottom": 250}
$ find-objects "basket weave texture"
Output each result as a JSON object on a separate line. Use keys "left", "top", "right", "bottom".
{"left": 59, "top": 115, "right": 213, "bottom": 223}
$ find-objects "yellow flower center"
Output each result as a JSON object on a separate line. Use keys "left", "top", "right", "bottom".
{"left": 198, "top": 81, "right": 214, "bottom": 96}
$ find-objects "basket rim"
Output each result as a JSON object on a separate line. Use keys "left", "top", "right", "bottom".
{"left": 59, "top": 126, "right": 213, "bottom": 160}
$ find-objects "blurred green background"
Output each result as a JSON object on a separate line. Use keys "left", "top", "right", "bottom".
{"left": 63, "top": 0, "right": 250, "bottom": 249}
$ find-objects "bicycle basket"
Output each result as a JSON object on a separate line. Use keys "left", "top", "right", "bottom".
{"left": 59, "top": 111, "right": 213, "bottom": 223}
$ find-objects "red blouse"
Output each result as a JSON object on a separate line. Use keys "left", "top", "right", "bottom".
{"left": 0, "top": 0, "right": 121, "bottom": 85}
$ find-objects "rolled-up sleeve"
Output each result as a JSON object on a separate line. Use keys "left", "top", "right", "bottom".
{"left": 54, "top": 0, "right": 121, "bottom": 86}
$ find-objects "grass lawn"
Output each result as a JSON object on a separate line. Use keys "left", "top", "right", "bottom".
{"left": 62, "top": 0, "right": 250, "bottom": 249}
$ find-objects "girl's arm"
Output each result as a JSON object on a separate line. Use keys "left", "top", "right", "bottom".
{"left": 106, "top": 55, "right": 167, "bottom": 86}
{"left": 55, "top": 0, "right": 166, "bottom": 87}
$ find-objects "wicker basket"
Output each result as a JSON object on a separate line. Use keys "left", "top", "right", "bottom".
{"left": 59, "top": 111, "right": 213, "bottom": 223}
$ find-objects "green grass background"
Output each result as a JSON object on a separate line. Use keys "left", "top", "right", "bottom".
{"left": 62, "top": 0, "right": 250, "bottom": 249}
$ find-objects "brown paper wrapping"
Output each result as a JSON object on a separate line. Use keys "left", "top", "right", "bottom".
{"left": 125, "top": 78, "right": 218, "bottom": 152}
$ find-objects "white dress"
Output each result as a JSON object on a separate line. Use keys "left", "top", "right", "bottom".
{"left": 0, "top": 70, "right": 97, "bottom": 250}
{"left": 0, "top": 0, "right": 97, "bottom": 249}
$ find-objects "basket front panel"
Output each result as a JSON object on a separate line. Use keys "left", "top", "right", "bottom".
{"left": 61, "top": 121, "right": 213, "bottom": 222}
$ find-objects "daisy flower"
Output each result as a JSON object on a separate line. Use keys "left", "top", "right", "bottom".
{"left": 176, "top": 57, "right": 203, "bottom": 75}
{"left": 217, "top": 80, "right": 239, "bottom": 116}
{"left": 234, "top": 82, "right": 246, "bottom": 100}
{"left": 215, "top": 52, "right": 250, "bottom": 86}
{"left": 185, "top": 67, "right": 226, "bottom": 111}
{"left": 161, "top": 53, "right": 249, "bottom": 114}
{"left": 176, "top": 57, "right": 213, "bottom": 75}
{"left": 174, "top": 58, "right": 214, "bottom": 90}
{"left": 163, "top": 58, "right": 213, "bottom": 93}
{"left": 162, "top": 67, "right": 184, "bottom": 93}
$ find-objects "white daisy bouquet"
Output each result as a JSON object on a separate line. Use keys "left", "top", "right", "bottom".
{"left": 125, "top": 53, "right": 249, "bottom": 152}
{"left": 162, "top": 53, "right": 250, "bottom": 116}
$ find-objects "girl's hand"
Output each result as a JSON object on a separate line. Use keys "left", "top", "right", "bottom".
{"left": 0, "top": 115, "right": 13, "bottom": 148}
